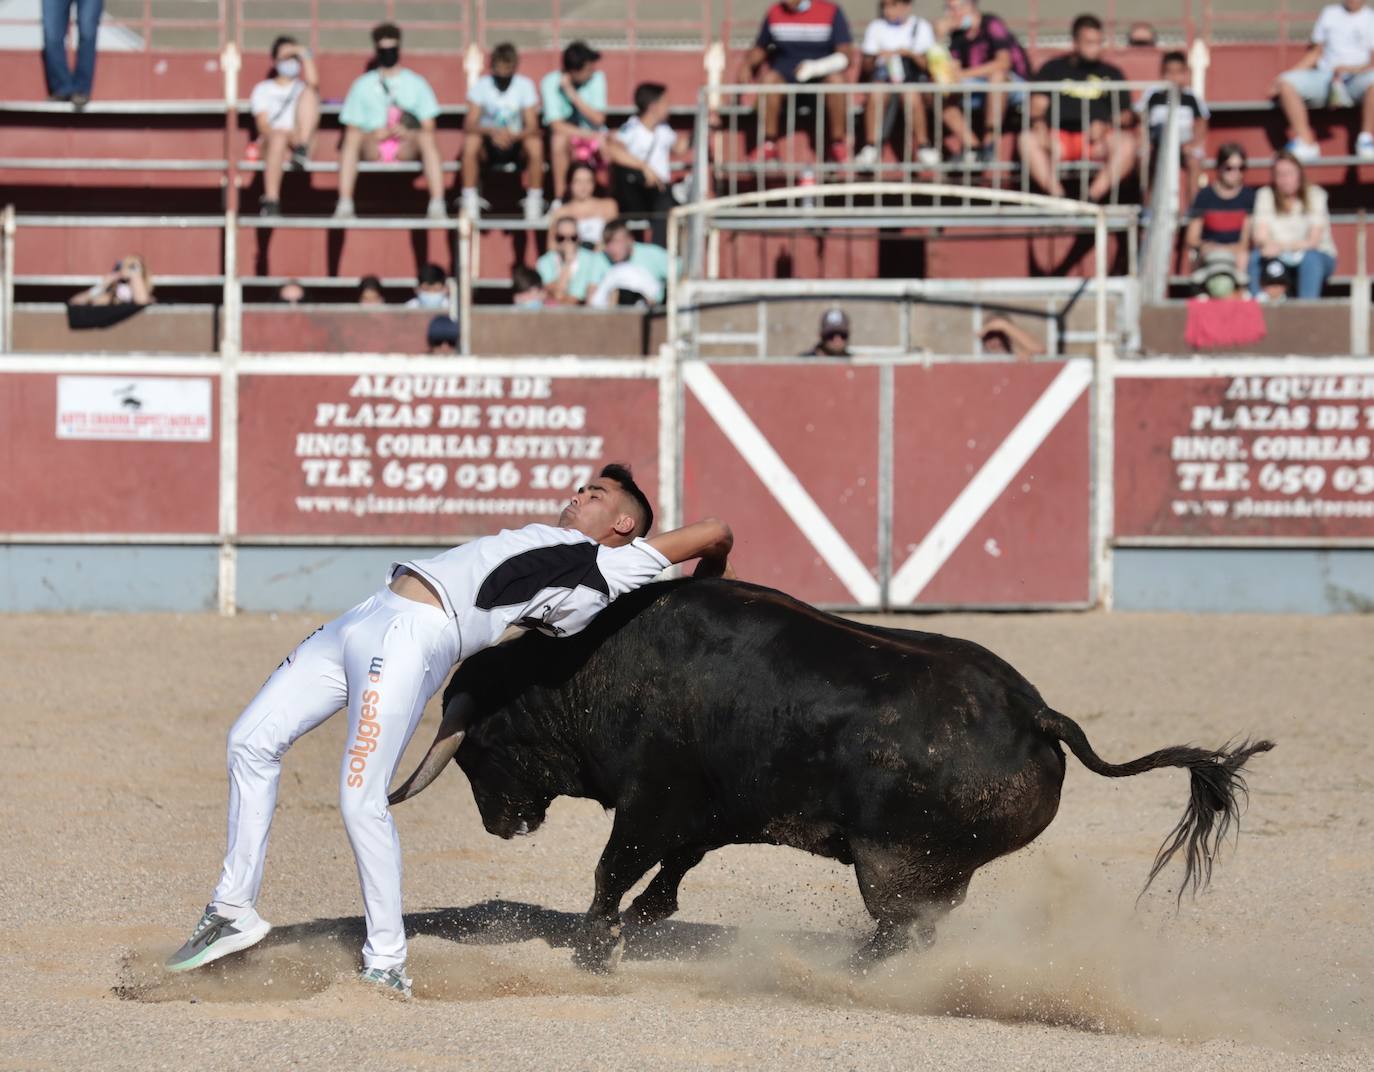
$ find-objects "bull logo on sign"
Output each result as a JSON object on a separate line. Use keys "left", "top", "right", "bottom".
{"left": 115, "top": 383, "right": 143, "bottom": 411}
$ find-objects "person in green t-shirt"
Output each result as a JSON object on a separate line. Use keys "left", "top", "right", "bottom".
{"left": 335, "top": 22, "right": 446, "bottom": 220}
{"left": 536, "top": 215, "right": 611, "bottom": 303}
{"left": 540, "top": 41, "right": 609, "bottom": 204}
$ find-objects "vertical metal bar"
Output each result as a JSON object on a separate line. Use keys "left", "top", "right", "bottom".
{"left": 222, "top": 44, "right": 241, "bottom": 217}
{"left": 0, "top": 204, "right": 14, "bottom": 353}
{"left": 877, "top": 361, "right": 894, "bottom": 608}
{"left": 1352, "top": 209, "right": 1370, "bottom": 357}
{"left": 218, "top": 208, "right": 240, "bottom": 616}
{"left": 223, "top": 209, "right": 241, "bottom": 355}
{"left": 1092, "top": 204, "right": 1113, "bottom": 609}
{"left": 458, "top": 216, "right": 473, "bottom": 356}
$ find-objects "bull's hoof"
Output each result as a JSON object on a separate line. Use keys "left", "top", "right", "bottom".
{"left": 571, "top": 922, "right": 623, "bottom": 974}
{"left": 623, "top": 892, "right": 678, "bottom": 930}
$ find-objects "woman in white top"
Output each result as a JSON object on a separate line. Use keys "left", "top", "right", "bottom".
{"left": 856, "top": 0, "right": 939, "bottom": 169}
{"left": 548, "top": 162, "right": 619, "bottom": 250}
{"left": 1247, "top": 150, "right": 1337, "bottom": 299}
{"left": 248, "top": 35, "right": 320, "bottom": 216}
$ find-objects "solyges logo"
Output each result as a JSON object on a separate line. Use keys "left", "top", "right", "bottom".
{"left": 346, "top": 657, "right": 385, "bottom": 789}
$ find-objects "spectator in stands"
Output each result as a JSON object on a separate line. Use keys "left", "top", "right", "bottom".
{"left": 1184, "top": 143, "right": 1253, "bottom": 273}
{"left": 856, "top": 0, "right": 939, "bottom": 169}
{"left": 461, "top": 43, "right": 544, "bottom": 222}
{"left": 512, "top": 266, "right": 547, "bottom": 309}
{"left": 405, "top": 263, "right": 450, "bottom": 309}
{"left": 548, "top": 162, "right": 620, "bottom": 250}
{"left": 802, "top": 308, "right": 853, "bottom": 355}
{"left": 42, "top": 0, "right": 102, "bottom": 108}
{"left": 278, "top": 280, "right": 306, "bottom": 304}
{"left": 70, "top": 254, "right": 153, "bottom": 308}
{"left": 735, "top": 0, "right": 856, "bottom": 164}
{"left": 542, "top": 41, "right": 610, "bottom": 205}
{"left": 980, "top": 315, "right": 1044, "bottom": 359}
{"left": 1018, "top": 15, "right": 1138, "bottom": 202}
{"left": 536, "top": 215, "right": 611, "bottom": 304}
{"left": 588, "top": 219, "right": 670, "bottom": 308}
{"left": 1127, "top": 22, "right": 1158, "bottom": 48}
{"left": 1275, "top": 0, "right": 1374, "bottom": 162}
{"left": 609, "top": 83, "right": 689, "bottom": 246}
{"left": 334, "top": 23, "right": 446, "bottom": 220}
{"left": 358, "top": 275, "right": 386, "bottom": 304}
{"left": 1138, "top": 50, "right": 1209, "bottom": 199}
{"left": 1248, "top": 151, "right": 1338, "bottom": 300}
{"left": 250, "top": 36, "right": 320, "bottom": 216}
{"left": 935, "top": 0, "right": 1030, "bottom": 165}
{"left": 427, "top": 315, "right": 460, "bottom": 354}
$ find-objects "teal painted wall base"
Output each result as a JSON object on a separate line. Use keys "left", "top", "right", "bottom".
{"left": 1113, "top": 548, "right": 1374, "bottom": 614}
{"left": 0, "top": 545, "right": 219, "bottom": 612}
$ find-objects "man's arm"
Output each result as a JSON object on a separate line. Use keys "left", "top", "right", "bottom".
{"left": 646, "top": 518, "right": 734, "bottom": 577}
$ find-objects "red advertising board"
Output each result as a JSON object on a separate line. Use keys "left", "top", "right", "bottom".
{"left": 236, "top": 371, "right": 659, "bottom": 538}
{"left": 1115, "top": 371, "right": 1374, "bottom": 540}
{"left": 0, "top": 370, "right": 219, "bottom": 534}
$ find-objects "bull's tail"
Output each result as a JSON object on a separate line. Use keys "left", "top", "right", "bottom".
{"left": 1035, "top": 708, "right": 1275, "bottom": 902}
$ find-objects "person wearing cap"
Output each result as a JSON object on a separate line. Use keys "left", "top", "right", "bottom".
{"left": 802, "top": 308, "right": 853, "bottom": 356}
{"left": 1192, "top": 249, "right": 1248, "bottom": 299}
{"left": 426, "top": 315, "right": 459, "bottom": 353}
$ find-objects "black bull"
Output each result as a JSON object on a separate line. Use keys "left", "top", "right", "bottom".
{"left": 391, "top": 578, "right": 1274, "bottom": 971}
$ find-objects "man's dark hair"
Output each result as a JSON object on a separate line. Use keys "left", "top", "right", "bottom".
{"left": 1161, "top": 49, "right": 1188, "bottom": 70}
{"left": 511, "top": 265, "right": 542, "bottom": 294}
{"left": 603, "top": 218, "right": 630, "bottom": 244}
{"left": 359, "top": 274, "right": 383, "bottom": 292}
{"left": 562, "top": 40, "right": 601, "bottom": 72}
{"left": 1071, "top": 13, "right": 1103, "bottom": 37}
{"left": 981, "top": 328, "right": 1013, "bottom": 354}
{"left": 634, "top": 82, "right": 667, "bottom": 116}
{"left": 600, "top": 463, "right": 653, "bottom": 536}
{"left": 491, "top": 42, "right": 518, "bottom": 67}
{"left": 271, "top": 35, "right": 296, "bottom": 61}
{"left": 426, "top": 315, "right": 459, "bottom": 349}
{"left": 417, "top": 263, "right": 446, "bottom": 286}
{"left": 372, "top": 22, "right": 402, "bottom": 45}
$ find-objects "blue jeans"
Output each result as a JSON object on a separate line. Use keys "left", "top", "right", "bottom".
{"left": 1248, "top": 249, "right": 1336, "bottom": 299}
{"left": 42, "top": 0, "right": 103, "bottom": 97}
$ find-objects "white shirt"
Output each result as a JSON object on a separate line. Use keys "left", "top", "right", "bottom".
{"left": 861, "top": 15, "right": 935, "bottom": 60}
{"left": 249, "top": 77, "right": 304, "bottom": 131}
{"left": 1311, "top": 3, "right": 1374, "bottom": 72}
{"left": 589, "top": 261, "right": 664, "bottom": 308}
{"left": 392, "top": 523, "right": 670, "bottom": 660}
{"left": 468, "top": 72, "right": 539, "bottom": 133}
{"left": 615, "top": 115, "right": 677, "bottom": 182}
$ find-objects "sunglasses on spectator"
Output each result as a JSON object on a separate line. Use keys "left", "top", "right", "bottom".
{"left": 555, "top": 233, "right": 578, "bottom": 243}
{"left": 1219, "top": 162, "right": 1244, "bottom": 172}
{"left": 824, "top": 330, "right": 849, "bottom": 340}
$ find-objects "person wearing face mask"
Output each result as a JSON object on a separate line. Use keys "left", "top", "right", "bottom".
{"left": 856, "top": 0, "right": 939, "bottom": 170}
{"left": 405, "top": 263, "right": 451, "bottom": 310}
{"left": 541, "top": 41, "right": 610, "bottom": 205}
{"left": 935, "top": 0, "right": 1031, "bottom": 166}
{"left": 335, "top": 22, "right": 447, "bottom": 220}
{"left": 462, "top": 43, "right": 545, "bottom": 222}
{"left": 249, "top": 36, "right": 320, "bottom": 216}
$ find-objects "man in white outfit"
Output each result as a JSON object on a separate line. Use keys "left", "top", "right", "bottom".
{"left": 167, "top": 464, "right": 733, "bottom": 996}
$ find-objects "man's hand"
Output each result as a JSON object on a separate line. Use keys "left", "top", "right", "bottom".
{"left": 693, "top": 555, "right": 735, "bottom": 580}
{"left": 642, "top": 163, "right": 663, "bottom": 189}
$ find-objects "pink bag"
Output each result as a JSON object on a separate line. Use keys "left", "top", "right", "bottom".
{"left": 378, "top": 104, "right": 403, "bottom": 162}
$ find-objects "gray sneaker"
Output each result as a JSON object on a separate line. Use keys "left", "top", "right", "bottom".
{"left": 165, "top": 905, "right": 271, "bottom": 973}
{"left": 359, "top": 965, "right": 413, "bottom": 998}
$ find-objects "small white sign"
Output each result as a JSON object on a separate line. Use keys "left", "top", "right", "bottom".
{"left": 56, "top": 375, "right": 213, "bottom": 442}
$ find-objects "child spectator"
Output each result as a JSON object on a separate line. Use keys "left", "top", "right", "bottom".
{"left": 856, "top": 0, "right": 940, "bottom": 170}
{"left": 1249, "top": 151, "right": 1337, "bottom": 300}
{"left": 334, "top": 23, "right": 446, "bottom": 219}
{"left": 1275, "top": 0, "right": 1374, "bottom": 162}
{"left": 608, "top": 82, "right": 689, "bottom": 246}
{"left": 937, "top": 0, "right": 1030, "bottom": 164}
{"left": 541, "top": 41, "right": 609, "bottom": 205}
{"left": 358, "top": 275, "right": 386, "bottom": 305}
{"left": 1184, "top": 144, "right": 1253, "bottom": 273}
{"left": 405, "top": 263, "right": 450, "bottom": 310}
{"left": 588, "top": 219, "right": 670, "bottom": 308}
{"left": 461, "top": 43, "right": 545, "bottom": 222}
{"left": 1138, "top": 50, "right": 1209, "bottom": 199}
{"left": 249, "top": 36, "right": 320, "bottom": 216}
{"left": 536, "top": 216, "right": 611, "bottom": 304}
{"left": 512, "top": 266, "right": 547, "bottom": 308}
{"left": 547, "top": 162, "right": 620, "bottom": 250}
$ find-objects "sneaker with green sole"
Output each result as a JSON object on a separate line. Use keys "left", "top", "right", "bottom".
{"left": 358, "top": 965, "right": 413, "bottom": 998}
{"left": 165, "top": 906, "right": 271, "bottom": 973}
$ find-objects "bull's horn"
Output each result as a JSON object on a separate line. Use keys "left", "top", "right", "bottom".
{"left": 388, "top": 694, "right": 473, "bottom": 806}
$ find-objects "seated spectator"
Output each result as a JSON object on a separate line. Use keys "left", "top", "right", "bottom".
{"left": 979, "top": 315, "right": 1044, "bottom": 359}
{"left": 1018, "top": 15, "right": 1138, "bottom": 202}
{"left": 512, "top": 265, "right": 547, "bottom": 308}
{"left": 1275, "top": 0, "right": 1374, "bottom": 162}
{"left": 548, "top": 162, "right": 620, "bottom": 250}
{"left": 734, "top": 0, "right": 856, "bottom": 163}
{"left": 1127, "top": 22, "right": 1157, "bottom": 48}
{"left": 536, "top": 216, "right": 611, "bottom": 303}
{"left": 358, "top": 275, "right": 386, "bottom": 304}
{"left": 1138, "top": 50, "right": 1209, "bottom": 198}
{"left": 936, "top": 0, "right": 1030, "bottom": 164}
{"left": 1248, "top": 151, "right": 1337, "bottom": 300}
{"left": 42, "top": 0, "right": 102, "bottom": 108}
{"left": 250, "top": 36, "right": 320, "bottom": 216}
{"left": 461, "top": 42, "right": 545, "bottom": 222}
{"left": 801, "top": 307, "right": 853, "bottom": 355}
{"left": 608, "top": 83, "right": 689, "bottom": 246}
{"left": 588, "top": 219, "right": 670, "bottom": 308}
{"left": 541, "top": 41, "right": 609, "bottom": 205}
{"left": 278, "top": 279, "right": 306, "bottom": 304}
{"left": 856, "top": 0, "right": 939, "bottom": 169}
{"left": 405, "top": 263, "right": 450, "bottom": 309}
{"left": 70, "top": 254, "right": 153, "bottom": 308}
{"left": 427, "top": 315, "right": 459, "bottom": 354}
{"left": 1184, "top": 143, "right": 1253, "bottom": 272}
{"left": 334, "top": 23, "right": 446, "bottom": 220}
{"left": 1191, "top": 249, "right": 1248, "bottom": 299}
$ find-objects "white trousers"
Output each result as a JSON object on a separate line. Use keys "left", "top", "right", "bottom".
{"left": 211, "top": 586, "right": 460, "bottom": 971}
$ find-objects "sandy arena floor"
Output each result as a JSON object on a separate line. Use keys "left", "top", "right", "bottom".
{"left": 1, "top": 608, "right": 1371, "bottom": 1070}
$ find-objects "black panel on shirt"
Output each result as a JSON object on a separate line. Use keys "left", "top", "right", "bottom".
{"left": 1033, "top": 55, "right": 1130, "bottom": 131}
{"left": 475, "top": 541, "right": 609, "bottom": 609}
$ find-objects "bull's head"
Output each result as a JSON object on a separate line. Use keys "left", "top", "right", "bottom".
{"left": 457, "top": 742, "right": 553, "bottom": 839}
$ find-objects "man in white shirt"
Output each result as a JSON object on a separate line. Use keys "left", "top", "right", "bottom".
{"left": 608, "top": 82, "right": 688, "bottom": 246}
{"left": 461, "top": 42, "right": 545, "bottom": 222}
{"left": 167, "top": 465, "right": 732, "bottom": 997}
{"left": 248, "top": 35, "right": 320, "bottom": 216}
{"left": 587, "top": 219, "right": 670, "bottom": 308}
{"left": 1276, "top": 0, "right": 1374, "bottom": 161}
